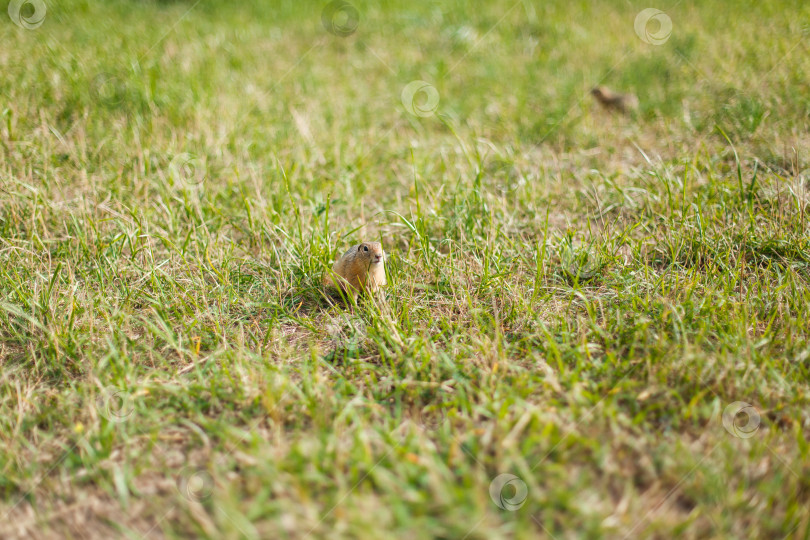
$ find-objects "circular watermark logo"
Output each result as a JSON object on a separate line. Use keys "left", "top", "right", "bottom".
{"left": 794, "top": 169, "right": 810, "bottom": 205}
{"left": 414, "top": 406, "right": 447, "bottom": 431}
{"left": 489, "top": 473, "right": 528, "bottom": 511}
{"left": 634, "top": 8, "right": 672, "bottom": 45}
{"left": 722, "top": 401, "right": 761, "bottom": 439}
{"left": 8, "top": 0, "right": 46, "bottom": 30}
{"left": 90, "top": 73, "right": 127, "bottom": 106}
{"left": 169, "top": 153, "right": 207, "bottom": 188}
{"left": 321, "top": 0, "right": 359, "bottom": 37}
{"left": 560, "top": 248, "right": 600, "bottom": 283}
{"left": 401, "top": 80, "right": 440, "bottom": 118}
{"left": 95, "top": 386, "right": 135, "bottom": 423}
{"left": 176, "top": 467, "right": 214, "bottom": 502}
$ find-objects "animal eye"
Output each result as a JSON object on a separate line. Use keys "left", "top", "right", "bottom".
{"left": 363, "top": 246, "right": 368, "bottom": 252}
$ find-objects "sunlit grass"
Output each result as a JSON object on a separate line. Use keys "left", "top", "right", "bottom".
{"left": 1, "top": 0, "right": 810, "bottom": 537}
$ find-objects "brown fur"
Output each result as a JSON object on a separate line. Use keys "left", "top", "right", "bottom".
{"left": 324, "top": 241, "right": 386, "bottom": 298}
{"left": 590, "top": 86, "right": 639, "bottom": 114}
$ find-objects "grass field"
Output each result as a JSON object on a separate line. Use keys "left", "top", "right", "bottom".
{"left": 2, "top": 0, "right": 810, "bottom": 537}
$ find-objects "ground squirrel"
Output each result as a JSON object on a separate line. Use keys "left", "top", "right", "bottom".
{"left": 324, "top": 241, "right": 386, "bottom": 298}
{"left": 590, "top": 86, "right": 639, "bottom": 114}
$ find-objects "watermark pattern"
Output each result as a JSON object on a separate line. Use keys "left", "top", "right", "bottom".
{"left": 90, "top": 73, "right": 127, "bottom": 106}
{"left": 176, "top": 466, "right": 214, "bottom": 502}
{"left": 95, "top": 386, "right": 135, "bottom": 423}
{"left": 401, "top": 80, "right": 440, "bottom": 118}
{"left": 634, "top": 8, "right": 672, "bottom": 45}
{"left": 169, "top": 153, "right": 207, "bottom": 188}
{"left": 414, "top": 405, "right": 447, "bottom": 431}
{"left": 722, "top": 401, "right": 761, "bottom": 439}
{"left": 8, "top": 0, "right": 46, "bottom": 29}
{"left": 321, "top": 0, "right": 359, "bottom": 37}
{"left": 800, "top": 168, "right": 810, "bottom": 187}
{"left": 789, "top": 168, "right": 810, "bottom": 208}
{"left": 560, "top": 248, "right": 601, "bottom": 283}
{"left": 489, "top": 473, "right": 528, "bottom": 511}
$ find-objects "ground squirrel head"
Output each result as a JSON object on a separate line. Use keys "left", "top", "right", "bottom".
{"left": 590, "top": 86, "right": 620, "bottom": 103}
{"left": 355, "top": 241, "right": 385, "bottom": 266}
